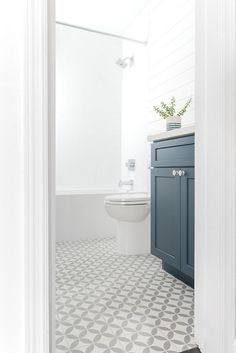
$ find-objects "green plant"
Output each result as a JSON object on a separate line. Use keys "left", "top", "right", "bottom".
{"left": 153, "top": 97, "right": 192, "bottom": 119}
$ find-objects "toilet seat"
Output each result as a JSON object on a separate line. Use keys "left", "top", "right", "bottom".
{"left": 104, "top": 193, "right": 150, "bottom": 206}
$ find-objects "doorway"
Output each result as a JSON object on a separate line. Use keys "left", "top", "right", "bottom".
{"left": 24, "top": 0, "right": 236, "bottom": 352}
{"left": 55, "top": 1, "right": 196, "bottom": 353}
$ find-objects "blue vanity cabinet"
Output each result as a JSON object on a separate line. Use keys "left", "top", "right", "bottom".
{"left": 151, "top": 134, "right": 194, "bottom": 287}
{"left": 151, "top": 168, "right": 181, "bottom": 269}
{"left": 180, "top": 167, "right": 194, "bottom": 279}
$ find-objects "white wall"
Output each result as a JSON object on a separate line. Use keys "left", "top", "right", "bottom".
{"left": 121, "top": 41, "right": 149, "bottom": 192}
{"left": 121, "top": 8, "right": 150, "bottom": 192}
{"left": 0, "top": 1, "right": 25, "bottom": 352}
{"left": 56, "top": 194, "right": 116, "bottom": 241}
{"left": 147, "top": 0, "right": 195, "bottom": 133}
{"left": 56, "top": 25, "right": 122, "bottom": 192}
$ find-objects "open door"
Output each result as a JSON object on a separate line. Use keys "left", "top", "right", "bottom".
{"left": 195, "top": 0, "right": 236, "bottom": 352}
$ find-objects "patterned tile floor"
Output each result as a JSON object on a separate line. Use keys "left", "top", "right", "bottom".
{"left": 56, "top": 238, "right": 196, "bottom": 353}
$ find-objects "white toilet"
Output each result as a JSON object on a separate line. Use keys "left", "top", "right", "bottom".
{"left": 104, "top": 193, "right": 150, "bottom": 255}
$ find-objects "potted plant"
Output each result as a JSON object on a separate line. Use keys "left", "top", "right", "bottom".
{"left": 153, "top": 97, "right": 192, "bottom": 131}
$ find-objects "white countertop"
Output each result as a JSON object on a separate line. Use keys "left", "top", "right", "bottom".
{"left": 147, "top": 125, "right": 195, "bottom": 142}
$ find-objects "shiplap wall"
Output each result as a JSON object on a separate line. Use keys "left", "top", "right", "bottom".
{"left": 147, "top": 0, "right": 195, "bottom": 133}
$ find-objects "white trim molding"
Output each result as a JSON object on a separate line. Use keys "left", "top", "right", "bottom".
{"left": 195, "top": 0, "right": 236, "bottom": 352}
{"left": 25, "top": 0, "right": 55, "bottom": 352}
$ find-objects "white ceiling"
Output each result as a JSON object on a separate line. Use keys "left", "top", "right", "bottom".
{"left": 56, "top": 0, "right": 149, "bottom": 41}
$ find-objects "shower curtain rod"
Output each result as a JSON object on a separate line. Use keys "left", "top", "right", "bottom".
{"left": 56, "top": 21, "right": 147, "bottom": 45}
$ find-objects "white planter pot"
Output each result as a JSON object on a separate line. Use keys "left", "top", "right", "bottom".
{"left": 166, "top": 116, "right": 181, "bottom": 131}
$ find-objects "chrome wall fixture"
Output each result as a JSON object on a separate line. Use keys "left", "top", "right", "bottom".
{"left": 125, "top": 159, "right": 136, "bottom": 171}
{"left": 116, "top": 56, "right": 134, "bottom": 69}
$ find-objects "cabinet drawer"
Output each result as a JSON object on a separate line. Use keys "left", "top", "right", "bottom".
{"left": 151, "top": 135, "right": 194, "bottom": 167}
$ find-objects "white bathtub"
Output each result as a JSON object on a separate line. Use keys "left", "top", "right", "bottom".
{"left": 56, "top": 190, "right": 118, "bottom": 241}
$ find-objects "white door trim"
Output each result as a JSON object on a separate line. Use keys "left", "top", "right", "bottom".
{"left": 195, "top": 0, "right": 236, "bottom": 352}
{"left": 24, "top": 0, "right": 236, "bottom": 352}
{"left": 24, "top": 0, "right": 55, "bottom": 352}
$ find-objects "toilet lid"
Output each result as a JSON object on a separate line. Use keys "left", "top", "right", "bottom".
{"left": 104, "top": 193, "right": 150, "bottom": 204}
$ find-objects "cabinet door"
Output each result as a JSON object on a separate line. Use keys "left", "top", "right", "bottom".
{"left": 151, "top": 168, "right": 181, "bottom": 269}
{"left": 180, "top": 167, "right": 194, "bottom": 278}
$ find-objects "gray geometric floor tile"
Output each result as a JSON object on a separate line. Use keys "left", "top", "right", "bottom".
{"left": 116, "top": 331, "right": 181, "bottom": 353}
{"left": 56, "top": 238, "right": 196, "bottom": 353}
{"left": 77, "top": 338, "right": 125, "bottom": 353}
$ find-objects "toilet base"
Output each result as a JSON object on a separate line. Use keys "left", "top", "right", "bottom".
{"left": 116, "top": 216, "right": 150, "bottom": 255}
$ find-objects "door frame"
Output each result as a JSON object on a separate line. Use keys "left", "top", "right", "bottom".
{"left": 24, "top": 0, "right": 236, "bottom": 352}
{"left": 24, "top": 0, "right": 55, "bottom": 352}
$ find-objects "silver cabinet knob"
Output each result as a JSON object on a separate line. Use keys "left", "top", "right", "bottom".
{"left": 172, "top": 170, "right": 178, "bottom": 176}
{"left": 178, "top": 170, "right": 186, "bottom": 177}
{"left": 172, "top": 169, "right": 186, "bottom": 177}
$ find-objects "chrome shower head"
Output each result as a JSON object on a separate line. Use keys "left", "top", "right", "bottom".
{"left": 115, "top": 56, "right": 134, "bottom": 69}
{"left": 116, "top": 58, "right": 128, "bottom": 68}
